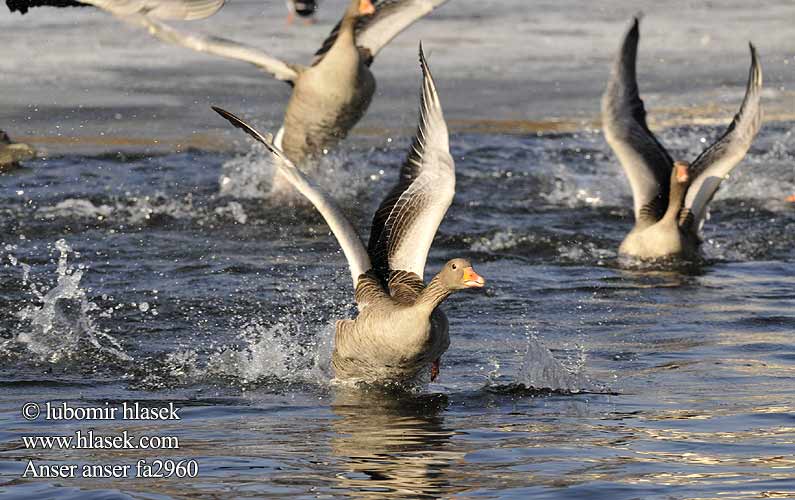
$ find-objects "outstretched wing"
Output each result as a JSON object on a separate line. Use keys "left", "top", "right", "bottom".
{"left": 601, "top": 16, "right": 673, "bottom": 223}
{"left": 6, "top": 0, "right": 87, "bottom": 14}
{"left": 139, "top": 17, "right": 300, "bottom": 82}
{"left": 212, "top": 106, "right": 371, "bottom": 289}
{"left": 88, "top": 0, "right": 223, "bottom": 19}
{"left": 6, "top": 0, "right": 224, "bottom": 18}
{"left": 367, "top": 43, "right": 454, "bottom": 279}
{"left": 313, "top": 0, "right": 449, "bottom": 66}
{"left": 682, "top": 43, "right": 763, "bottom": 233}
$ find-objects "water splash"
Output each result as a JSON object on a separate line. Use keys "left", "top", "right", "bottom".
{"left": 37, "top": 198, "right": 113, "bottom": 221}
{"left": 36, "top": 193, "right": 197, "bottom": 225}
{"left": 218, "top": 146, "right": 376, "bottom": 203}
{"left": 517, "top": 335, "right": 587, "bottom": 393}
{"left": 205, "top": 319, "right": 335, "bottom": 387}
{"left": 7, "top": 239, "right": 131, "bottom": 363}
{"left": 32, "top": 193, "right": 258, "bottom": 234}
{"left": 219, "top": 149, "right": 274, "bottom": 199}
{"left": 213, "top": 201, "right": 248, "bottom": 224}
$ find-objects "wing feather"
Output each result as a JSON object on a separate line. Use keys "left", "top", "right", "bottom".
{"left": 139, "top": 17, "right": 300, "bottom": 82}
{"left": 387, "top": 270, "right": 425, "bottom": 304}
{"left": 313, "top": 0, "right": 449, "bottom": 66}
{"left": 84, "top": 0, "right": 224, "bottom": 19}
{"left": 6, "top": 0, "right": 222, "bottom": 19}
{"left": 682, "top": 43, "right": 763, "bottom": 233}
{"left": 601, "top": 16, "right": 673, "bottom": 222}
{"left": 354, "top": 271, "right": 388, "bottom": 311}
{"left": 212, "top": 106, "right": 371, "bottom": 289}
{"left": 367, "top": 43, "right": 453, "bottom": 279}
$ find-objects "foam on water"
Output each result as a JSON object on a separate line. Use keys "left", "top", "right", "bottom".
{"left": 35, "top": 195, "right": 250, "bottom": 228}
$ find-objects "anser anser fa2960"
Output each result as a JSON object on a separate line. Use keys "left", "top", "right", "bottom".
{"left": 602, "top": 16, "right": 763, "bottom": 262}
{"left": 213, "top": 45, "right": 484, "bottom": 385}
{"left": 141, "top": 0, "right": 450, "bottom": 198}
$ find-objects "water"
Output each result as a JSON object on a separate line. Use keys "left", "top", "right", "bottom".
{"left": 1, "top": 120, "right": 794, "bottom": 498}
{"left": 2, "top": 0, "right": 795, "bottom": 497}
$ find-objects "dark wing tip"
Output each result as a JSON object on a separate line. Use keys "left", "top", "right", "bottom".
{"left": 418, "top": 41, "right": 428, "bottom": 74}
{"left": 211, "top": 105, "right": 277, "bottom": 153}
{"left": 211, "top": 105, "right": 234, "bottom": 122}
{"left": 211, "top": 105, "right": 251, "bottom": 134}
{"left": 627, "top": 14, "right": 641, "bottom": 40}
{"left": 418, "top": 41, "right": 436, "bottom": 88}
{"left": 747, "top": 42, "right": 762, "bottom": 89}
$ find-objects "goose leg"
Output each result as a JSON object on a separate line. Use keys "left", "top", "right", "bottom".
{"left": 431, "top": 358, "right": 440, "bottom": 381}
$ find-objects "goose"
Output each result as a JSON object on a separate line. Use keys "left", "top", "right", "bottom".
{"left": 602, "top": 16, "right": 763, "bottom": 262}
{"left": 213, "top": 45, "right": 484, "bottom": 385}
{"left": 139, "top": 0, "right": 450, "bottom": 197}
{"left": 0, "top": 130, "right": 36, "bottom": 172}
{"left": 5, "top": 0, "right": 225, "bottom": 22}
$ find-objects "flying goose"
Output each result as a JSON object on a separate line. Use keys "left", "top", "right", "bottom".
{"left": 602, "top": 17, "right": 763, "bottom": 262}
{"left": 140, "top": 0, "right": 450, "bottom": 197}
{"left": 213, "top": 45, "right": 484, "bottom": 385}
{"left": 0, "top": 131, "right": 36, "bottom": 172}
{"left": 5, "top": 0, "right": 225, "bottom": 21}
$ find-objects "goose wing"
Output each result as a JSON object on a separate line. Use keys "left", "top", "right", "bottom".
{"left": 212, "top": 106, "right": 371, "bottom": 289}
{"left": 387, "top": 270, "right": 425, "bottom": 304}
{"left": 602, "top": 16, "right": 673, "bottom": 222}
{"left": 86, "top": 0, "right": 223, "bottom": 19}
{"left": 367, "top": 44, "right": 453, "bottom": 279}
{"left": 313, "top": 0, "right": 449, "bottom": 66}
{"left": 139, "top": 17, "right": 300, "bottom": 82}
{"left": 7, "top": 0, "right": 224, "bottom": 19}
{"left": 682, "top": 44, "right": 763, "bottom": 233}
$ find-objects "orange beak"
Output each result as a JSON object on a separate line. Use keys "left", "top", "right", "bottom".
{"left": 674, "top": 161, "right": 689, "bottom": 183}
{"left": 462, "top": 267, "right": 485, "bottom": 288}
{"left": 786, "top": 194, "right": 795, "bottom": 203}
{"left": 358, "top": 0, "right": 375, "bottom": 15}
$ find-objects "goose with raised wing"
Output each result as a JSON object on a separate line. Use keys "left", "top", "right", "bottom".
{"left": 0, "top": 131, "right": 36, "bottom": 172}
{"left": 213, "top": 45, "right": 484, "bottom": 385}
{"left": 602, "top": 17, "right": 763, "bottom": 262}
{"left": 141, "top": 0, "right": 450, "bottom": 197}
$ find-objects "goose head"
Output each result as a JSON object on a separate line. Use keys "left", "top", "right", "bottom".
{"left": 658, "top": 160, "right": 692, "bottom": 225}
{"left": 438, "top": 258, "right": 485, "bottom": 291}
{"left": 345, "top": 0, "right": 375, "bottom": 18}
{"left": 673, "top": 160, "right": 690, "bottom": 185}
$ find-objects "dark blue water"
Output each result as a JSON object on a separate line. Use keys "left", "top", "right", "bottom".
{"left": 1, "top": 122, "right": 794, "bottom": 498}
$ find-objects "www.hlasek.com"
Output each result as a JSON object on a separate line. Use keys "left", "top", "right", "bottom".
{"left": 20, "top": 401, "right": 198, "bottom": 480}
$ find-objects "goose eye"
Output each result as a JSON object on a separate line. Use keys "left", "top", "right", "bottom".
{"left": 451, "top": 263, "right": 457, "bottom": 270}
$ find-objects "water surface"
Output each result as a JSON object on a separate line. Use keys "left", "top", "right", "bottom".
{"left": 1, "top": 120, "right": 794, "bottom": 498}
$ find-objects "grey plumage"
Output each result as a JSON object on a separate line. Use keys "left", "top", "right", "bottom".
{"left": 603, "top": 16, "right": 763, "bottom": 261}
{"left": 213, "top": 45, "right": 483, "bottom": 386}
{"left": 144, "top": 0, "right": 448, "bottom": 199}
